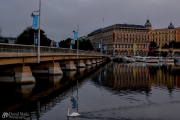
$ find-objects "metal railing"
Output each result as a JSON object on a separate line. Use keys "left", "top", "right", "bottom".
{"left": 0, "top": 43, "right": 105, "bottom": 56}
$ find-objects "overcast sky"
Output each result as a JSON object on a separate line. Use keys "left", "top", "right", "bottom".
{"left": 0, "top": 0, "right": 180, "bottom": 41}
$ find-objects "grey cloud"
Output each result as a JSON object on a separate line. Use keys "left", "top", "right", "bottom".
{"left": 0, "top": 0, "right": 180, "bottom": 41}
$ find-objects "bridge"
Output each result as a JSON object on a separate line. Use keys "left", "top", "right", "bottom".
{"left": 0, "top": 43, "right": 106, "bottom": 84}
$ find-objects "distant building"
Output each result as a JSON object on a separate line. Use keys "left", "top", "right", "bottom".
{"left": 50, "top": 40, "right": 56, "bottom": 47}
{"left": 88, "top": 24, "right": 149, "bottom": 56}
{"left": 145, "top": 19, "right": 180, "bottom": 46}
{"left": 0, "top": 36, "right": 17, "bottom": 44}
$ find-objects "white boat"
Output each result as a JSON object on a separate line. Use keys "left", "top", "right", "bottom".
{"left": 134, "top": 56, "right": 159, "bottom": 63}
{"left": 165, "top": 57, "right": 174, "bottom": 63}
{"left": 174, "top": 57, "right": 180, "bottom": 62}
{"left": 123, "top": 56, "right": 135, "bottom": 62}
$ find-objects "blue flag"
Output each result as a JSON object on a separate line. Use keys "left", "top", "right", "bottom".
{"left": 56, "top": 42, "right": 59, "bottom": 47}
{"left": 73, "top": 31, "right": 78, "bottom": 40}
{"left": 32, "top": 15, "right": 38, "bottom": 29}
{"left": 104, "top": 46, "right": 106, "bottom": 50}
{"left": 35, "top": 38, "right": 38, "bottom": 44}
{"left": 98, "top": 44, "right": 101, "bottom": 48}
{"left": 70, "top": 45, "right": 72, "bottom": 49}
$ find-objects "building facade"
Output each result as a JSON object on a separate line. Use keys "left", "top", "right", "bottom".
{"left": 88, "top": 24, "right": 150, "bottom": 56}
{"left": 145, "top": 19, "right": 180, "bottom": 46}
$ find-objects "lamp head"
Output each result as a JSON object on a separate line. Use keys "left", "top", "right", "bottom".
{"left": 31, "top": 13, "right": 34, "bottom": 17}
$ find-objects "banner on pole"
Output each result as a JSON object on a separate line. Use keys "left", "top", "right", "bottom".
{"left": 70, "top": 45, "right": 72, "bottom": 49}
{"left": 104, "top": 46, "right": 106, "bottom": 50}
{"left": 32, "top": 15, "right": 38, "bottom": 29}
{"left": 35, "top": 38, "right": 38, "bottom": 45}
{"left": 98, "top": 44, "right": 101, "bottom": 48}
{"left": 73, "top": 31, "right": 78, "bottom": 40}
{"left": 133, "top": 44, "right": 137, "bottom": 52}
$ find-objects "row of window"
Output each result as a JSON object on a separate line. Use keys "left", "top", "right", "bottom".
{"left": 117, "top": 30, "right": 148, "bottom": 34}
{"left": 115, "top": 34, "right": 149, "bottom": 37}
{"left": 151, "top": 30, "right": 177, "bottom": 34}
{"left": 153, "top": 38, "right": 176, "bottom": 41}
{"left": 114, "top": 44, "right": 147, "bottom": 49}
{"left": 116, "top": 39, "right": 148, "bottom": 42}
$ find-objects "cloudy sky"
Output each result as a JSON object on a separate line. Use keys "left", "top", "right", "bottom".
{"left": 0, "top": 0, "right": 180, "bottom": 41}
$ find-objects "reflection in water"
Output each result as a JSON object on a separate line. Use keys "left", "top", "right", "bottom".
{"left": 1, "top": 62, "right": 180, "bottom": 120}
{"left": 95, "top": 62, "right": 180, "bottom": 92}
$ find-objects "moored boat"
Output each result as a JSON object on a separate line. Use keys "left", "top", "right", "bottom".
{"left": 134, "top": 56, "right": 159, "bottom": 63}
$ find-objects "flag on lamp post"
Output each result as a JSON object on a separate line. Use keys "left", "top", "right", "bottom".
{"left": 73, "top": 31, "right": 78, "bottom": 40}
{"left": 32, "top": 15, "right": 38, "bottom": 29}
{"left": 70, "top": 45, "right": 72, "bottom": 49}
{"left": 98, "top": 43, "right": 101, "bottom": 48}
{"left": 133, "top": 44, "right": 137, "bottom": 52}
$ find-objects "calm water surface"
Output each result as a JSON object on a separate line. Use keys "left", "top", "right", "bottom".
{"left": 0, "top": 62, "right": 180, "bottom": 120}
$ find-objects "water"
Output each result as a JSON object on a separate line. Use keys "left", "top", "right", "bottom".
{"left": 0, "top": 62, "right": 180, "bottom": 120}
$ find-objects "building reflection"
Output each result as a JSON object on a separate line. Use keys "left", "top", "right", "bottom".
{"left": 97, "top": 62, "right": 180, "bottom": 93}
{"left": 112, "top": 63, "right": 150, "bottom": 91}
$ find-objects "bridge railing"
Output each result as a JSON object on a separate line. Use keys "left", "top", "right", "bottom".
{"left": 0, "top": 43, "right": 104, "bottom": 56}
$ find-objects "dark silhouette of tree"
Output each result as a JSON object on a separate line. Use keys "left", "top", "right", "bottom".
{"left": 59, "top": 38, "right": 71, "bottom": 48}
{"left": 17, "top": 27, "right": 51, "bottom": 46}
{"left": 150, "top": 41, "right": 157, "bottom": 50}
{"left": 169, "top": 40, "right": 177, "bottom": 48}
{"left": 162, "top": 43, "right": 169, "bottom": 49}
{"left": 59, "top": 37, "right": 94, "bottom": 51}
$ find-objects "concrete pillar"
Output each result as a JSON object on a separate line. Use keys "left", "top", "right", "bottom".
{"left": 47, "top": 62, "right": 63, "bottom": 75}
{"left": 96, "top": 59, "right": 100, "bottom": 63}
{"left": 74, "top": 60, "right": 86, "bottom": 68}
{"left": 96, "top": 59, "right": 100, "bottom": 66}
{"left": 61, "top": 71, "right": 76, "bottom": 81}
{"left": 14, "top": 66, "right": 36, "bottom": 84}
{"left": 32, "top": 62, "right": 63, "bottom": 75}
{"left": 60, "top": 61, "right": 77, "bottom": 70}
{"left": 91, "top": 59, "right": 96, "bottom": 64}
{"left": 83, "top": 59, "right": 92, "bottom": 66}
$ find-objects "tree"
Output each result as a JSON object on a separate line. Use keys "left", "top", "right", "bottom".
{"left": 16, "top": 27, "right": 52, "bottom": 46}
{"left": 162, "top": 43, "right": 169, "bottom": 49}
{"left": 150, "top": 41, "right": 157, "bottom": 50}
{"left": 59, "top": 37, "right": 94, "bottom": 51}
{"left": 73, "top": 39, "right": 94, "bottom": 51}
{"left": 169, "top": 40, "right": 177, "bottom": 48}
{"left": 59, "top": 38, "right": 71, "bottom": 48}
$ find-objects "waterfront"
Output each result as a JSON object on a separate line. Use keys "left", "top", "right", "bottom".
{"left": 0, "top": 62, "right": 180, "bottom": 120}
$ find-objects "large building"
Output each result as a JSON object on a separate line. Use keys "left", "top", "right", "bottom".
{"left": 88, "top": 24, "right": 150, "bottom": 56}
{"left": 145, "top": 19, "right": 180, "bottom": 46}
{"left": 88, "top": 20, "right": 180, "bottom": 56}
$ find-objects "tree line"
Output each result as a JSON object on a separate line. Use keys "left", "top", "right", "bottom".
{"left": 59, "top": 37, "right": 94, "bottom": 51}
{"left": 150, "top": 41, "right": 180, "bottom": 49}
{"left": 6, "top": 27, "right": 94, "bottom": 51}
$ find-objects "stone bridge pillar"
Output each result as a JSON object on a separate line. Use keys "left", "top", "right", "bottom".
{"left": 14, "top": 66, "right": 36, "bottom": 84}
{"left": 74, "top": 60, "right": 86, "bottom": 68}
{"left": 32, "top": 62, "right": 63, "bottom": 75}
{"left": 83, "top": 59, "right": 92, "bottom": 66}
{"left": 91, "top": 59, "right": 96, "bottom": 64}
{"left": 60, "top": 61, "right": 77, "bottom": 70}
{"left": 96, "top": 59, "right": 100, "bottom": 65}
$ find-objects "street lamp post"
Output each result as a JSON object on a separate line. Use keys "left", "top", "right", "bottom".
{"left": 31, "top": 0, "right": 41, "bottom": 63}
